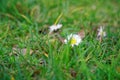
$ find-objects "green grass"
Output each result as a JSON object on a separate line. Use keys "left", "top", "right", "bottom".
{"left": 0, "top": 0, "right": 120, "bottom": 80}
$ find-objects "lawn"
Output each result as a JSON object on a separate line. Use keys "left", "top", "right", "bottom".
{"left": 0, "top": 0, "right": 120, "bottom": 80}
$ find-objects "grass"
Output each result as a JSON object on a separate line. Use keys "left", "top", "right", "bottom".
{"left": 0, "top": 0, "right": 120, "bottom": 80}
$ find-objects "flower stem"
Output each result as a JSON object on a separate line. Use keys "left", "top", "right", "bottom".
{"left": 54, "top": 12, "right": 63, "bottom": 25}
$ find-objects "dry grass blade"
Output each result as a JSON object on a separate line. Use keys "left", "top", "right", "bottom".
{"left": 77, "top": 30, "right": 85, "bottom": 39}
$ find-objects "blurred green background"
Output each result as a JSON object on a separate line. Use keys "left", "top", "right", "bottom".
{"left": 0, "top": 0, "right": 120, "bottom": 80}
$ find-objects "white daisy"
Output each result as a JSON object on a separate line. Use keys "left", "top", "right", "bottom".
{"left": 49, "top": 24, "right": 62, "bottom": 33}
{"left": 97, "top": 26, "right": 106, "bottom": 39}
{"left": 64, "top": 34, "right": 82, "bottom": 47}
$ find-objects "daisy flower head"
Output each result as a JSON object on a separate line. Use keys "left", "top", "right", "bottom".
{"left": 97, "top": 26, "right": 106, "bottom": 39}
{"left": 49, "top": 24, "right": 62, "bottom": 33}
{"left": 64, "top": 34, "right": 82, "bottom": 47}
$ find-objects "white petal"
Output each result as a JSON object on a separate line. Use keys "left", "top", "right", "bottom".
{"left": 56, "top": 24, "right": 62, "bottom": 29}
{"left": 49, "top": 24, "right": 62, "bottom": 33}
{"left": 67, "top": 34, "right": 73, "bottom": 40}
{"left": 64, "top": 34, "right": 82, "bottom": 47}
{"left": 64, "top": 39, "right": 67, "bottom": 44}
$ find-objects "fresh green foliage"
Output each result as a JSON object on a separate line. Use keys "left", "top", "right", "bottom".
{"left": 0, "top": 0, "right": 120, "bottom": 80}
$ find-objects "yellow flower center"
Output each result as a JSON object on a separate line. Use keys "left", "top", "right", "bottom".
{"left": 71, "top": 37, "right": 77, "bottom": 45}
{"left": 100, "top": 31, "right": 104, "bottom": 36}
